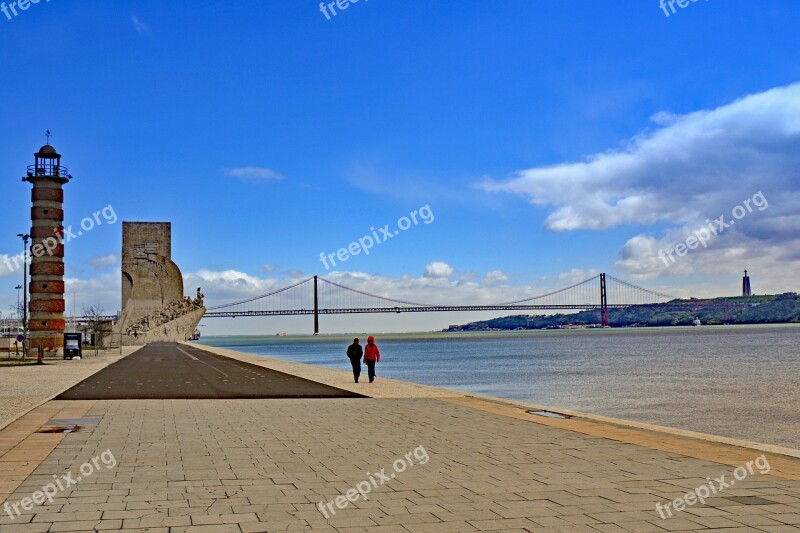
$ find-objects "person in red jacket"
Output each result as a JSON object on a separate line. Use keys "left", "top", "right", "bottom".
{"left": 363, "top": 335, "right": 381, "bottom": 383}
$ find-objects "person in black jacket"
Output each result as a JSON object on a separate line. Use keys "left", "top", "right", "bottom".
{"left": 346, "top": 338, "right": 363, "bottom": 383}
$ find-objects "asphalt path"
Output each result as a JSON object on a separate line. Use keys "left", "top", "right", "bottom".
{"left": 56, "top": 342, "right": 364, "bottom": 400}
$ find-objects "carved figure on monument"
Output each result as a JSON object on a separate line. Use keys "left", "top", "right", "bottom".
{"left": 195, "top": 287, "right": 205, "bottom": 307}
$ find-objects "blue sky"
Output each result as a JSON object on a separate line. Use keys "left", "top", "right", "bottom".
{"left": 1, "top": 0, "right": 800, "bottom": 334}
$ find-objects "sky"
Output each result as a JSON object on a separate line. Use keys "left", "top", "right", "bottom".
{"left": 1, "top": 0, "right": 799, "bottom": 335}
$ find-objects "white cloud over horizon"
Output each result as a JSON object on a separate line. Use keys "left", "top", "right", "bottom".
{"left": 484, "top": 269, "right": 509, "bottom": 283}
{"left": 89, "top": 253, "right": 118, "bottom": 269}
{"left": 65, "top": 274, "right": 121, "bottom": 316}
{"left": 423, "top": 261, "right": 455, "bottom": 279}
{"left": 40, "top": 262, "right": 778, "bottom": 336}
{"left": 481, "top": 82, "right": 800, "bottom": 286}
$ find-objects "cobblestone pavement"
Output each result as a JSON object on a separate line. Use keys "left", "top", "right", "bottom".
{"left": 2, "top": 397, "right": 800, "bottom": 532}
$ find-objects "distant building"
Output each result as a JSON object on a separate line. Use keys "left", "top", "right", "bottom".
{"left": 742, "top": 269, "right": 752, "bottom": 297}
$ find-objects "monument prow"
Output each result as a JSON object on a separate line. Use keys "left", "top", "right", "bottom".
{"left": 116, "top": 222, "right": 205, "bottom": 345}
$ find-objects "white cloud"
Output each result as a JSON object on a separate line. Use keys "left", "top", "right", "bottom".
{"left": 558, "top": 268, "right": 600, "bottom": 284}
{"left": 131, "top": 16, "right": 151, "bottom": 36}
{"left": 183, "top": 267, "right": 562, "bottom": 311}
{"left": 424, "top": 261, "right": 454, "bottom": 279}
{"left": 484, "top": 269, "right": 509, "bottom": 283}
{"left": 0, "top": 253, "right": 24, "bottom": 278}
{"left": 481, "top": 83, "right": 800, "bottom": 231}
{"left": 224, "top": 167, "right": 285, "bottom": 183}
{"left": 65, "top": 274, "right": 121, "bottom": 315}
{"left": 480, "top": 83, "right": 800, "bottom": 285}
{"left": 318, "top": 270, "right": 553, "bottom": 306}
{"left": 185, "top": 269, "right": 282, "bottom": 302}
{"left": 89, "top": 253, "right": 118, "bottom": 269}
{"left": 260, "top": 263, "right": 278, "bottom": 273}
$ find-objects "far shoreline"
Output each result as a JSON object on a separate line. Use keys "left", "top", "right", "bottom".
{"left": 196, "top": 322, "right": 800, "bottom": 339}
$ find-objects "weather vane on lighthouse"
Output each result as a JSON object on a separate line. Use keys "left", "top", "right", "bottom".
{"left": 45, "top": 130, "right": 52, "bottom": 145}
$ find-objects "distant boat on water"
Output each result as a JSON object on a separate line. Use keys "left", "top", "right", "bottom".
{"left": 276, "top": 331, "right": 287, "bottom": 337}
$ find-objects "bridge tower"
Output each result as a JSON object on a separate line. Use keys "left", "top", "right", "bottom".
{"left": 313, "top": 275, "right": 319, "bottom": 335}
{"left": 23, "top": 141, "right": 72, "bottom": 353}
{"left": 600, "top": 273, "right": 609, "bottom": 327}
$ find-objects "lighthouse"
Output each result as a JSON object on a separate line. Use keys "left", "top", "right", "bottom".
{"left": 22, "top": 141, "right": 72, "bottom": 353}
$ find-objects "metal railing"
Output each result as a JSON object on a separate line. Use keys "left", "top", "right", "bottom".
{"left": 26, "top": 164, "right": 71, "bottom": 179}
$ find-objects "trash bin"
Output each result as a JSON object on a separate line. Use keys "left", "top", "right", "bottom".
{"left": 64, "top": 333, "right": 82, "bottom": 360}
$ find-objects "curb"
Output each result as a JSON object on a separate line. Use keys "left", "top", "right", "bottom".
{"left": 459, "top": 393, "right": 800, "bottom": 460}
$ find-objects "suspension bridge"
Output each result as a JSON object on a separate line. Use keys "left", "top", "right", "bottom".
{"left": 204, "top": 273, "right": 678, "bottom": 333}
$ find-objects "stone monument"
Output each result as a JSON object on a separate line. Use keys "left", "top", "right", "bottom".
{"left": 116, "top": 222, "right": 204, "bottom": 345}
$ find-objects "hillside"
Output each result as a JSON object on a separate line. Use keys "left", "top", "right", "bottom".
{"left": 443, "top": 293, "right": 800, "bottom": 331}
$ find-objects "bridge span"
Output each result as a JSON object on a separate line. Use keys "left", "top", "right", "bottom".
{"left": 204, "top": 273, "right": 679, "bottom": 332}
{"left": 66, "top": 273, "right": 749, "bottom": 334}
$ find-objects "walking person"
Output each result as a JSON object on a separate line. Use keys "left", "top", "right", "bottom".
{"left": 363, "top": 335, "right": 381, "bottom": 383}
{"left": 347, "top": 338, "right": 363, "bottom": 383}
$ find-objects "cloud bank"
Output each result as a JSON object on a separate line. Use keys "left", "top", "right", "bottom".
{"left": 481, "top": 83, "right": 800, "bottom": 285}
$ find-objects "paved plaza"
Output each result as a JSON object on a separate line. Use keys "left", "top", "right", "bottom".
{"left": 1, "top": 344, "right": 799, "bottom": 532}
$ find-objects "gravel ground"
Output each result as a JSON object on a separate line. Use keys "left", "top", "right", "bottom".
{"left": 0, "top": 347, "right": 140, "bottom": 429}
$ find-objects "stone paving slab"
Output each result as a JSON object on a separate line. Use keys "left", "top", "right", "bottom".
{"left": 0, "top": 347, "right": 141, "bottom": 431}
{"left": 2, "top": 398, "right": 799, "bottom": 531}
{"left": 0, "top": 401, "right": 96, "bottom": 505}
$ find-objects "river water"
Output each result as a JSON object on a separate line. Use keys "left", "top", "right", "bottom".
{"left": 198, "top": 325, "right": 800, "bottom": 450}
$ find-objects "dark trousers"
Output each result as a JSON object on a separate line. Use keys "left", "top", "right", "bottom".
{"left": 366, "top": 360, "right": 376, "bottom": 382}
{"left": 349, "top": 357, "right": 361, "bottom": 382}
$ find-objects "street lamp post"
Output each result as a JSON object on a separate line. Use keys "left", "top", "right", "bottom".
{"left": 15, "top": 284, "right": 22, "bottom": 328}
{"left": 16, "top": 234, "right": 29, "bottom": 357}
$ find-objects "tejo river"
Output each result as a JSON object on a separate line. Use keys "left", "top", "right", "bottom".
{"left": 198, "top": 324, "right": 800, "bottom": 450}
